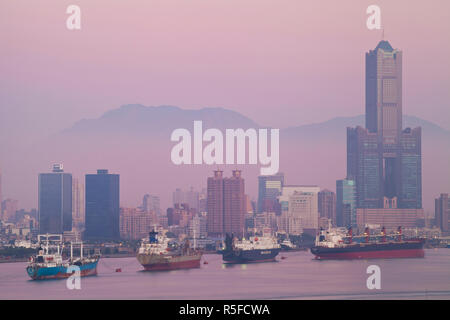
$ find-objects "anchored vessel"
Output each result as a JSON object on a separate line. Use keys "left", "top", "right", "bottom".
{"left": 280, "top": 237, "right": 298, "bottom": 251}
{"left": 26, "top": 234, "right": 100, "bottom": 280}
{"left": 311, "top": 226, "right": 425, "bottom": 260}
{"left": 220, "top": 234, "right": 281, "bottom": 263}
{"left": 137, "top": 231, "right": 202, "bottom": 271}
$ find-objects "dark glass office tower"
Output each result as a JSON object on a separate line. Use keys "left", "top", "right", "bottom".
{"left": 38, "top": 164, "right": 72, "bottom": 234}
{"left": 84, "top": 169, "right": 120, "bottom": 240}
{"left": 336, "top": 179, "right": 356, "bottom": 227}
{"left": 347, "top": 40, "right": 422, "bottom": 210}
{"left": 257, "top": 173, "right": 284, "bottom": 213}
{"left": 435, "top": 194, "right": 450, "bottom": 235}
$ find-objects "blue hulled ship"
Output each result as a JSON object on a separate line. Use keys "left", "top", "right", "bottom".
{"left": 26, "top": 234, "right": 100, "bottom": 280}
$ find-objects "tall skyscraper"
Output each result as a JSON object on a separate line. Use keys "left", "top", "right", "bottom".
{"left": 142, "top": 194, "right": 161, "bottom": 215}
{"left": 206, "top": 170, "right": 224, "bottom": 237}
{"left": 206, "top": 170, "right": 245, "bottom": 237}
{"left": 257, "top": 173, "right": 284, "bottom": 213}
{"left": 435, "top": 194, "right": 450, "bottom": 235}
{"left": 72, "top": 178, "right": 85, "bottom": 230}
{"left": 84, "top": 169, "right": 120, "bottom": 240}
{"left": 223, "top": 170, "right": 245, "bottom": 237}
{"left": 38, "top": 164, "right": 72, "bottom": 234}
{"left": 347, "top": 40, "right": 422, "bottom": 211}
{"left": 336, "top": 179, "right": 356, "bottom": 227}
{"left": 318, "top": 189, "right": 336, "bottom": 225}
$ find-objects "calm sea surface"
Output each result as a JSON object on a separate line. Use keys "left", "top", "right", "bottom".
{"left": 1, "top": 249, "right": 449, "bottom": 299}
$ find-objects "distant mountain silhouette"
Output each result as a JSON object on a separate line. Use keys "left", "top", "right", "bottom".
{"left": 63, "top": 105, "right": 450, "bottom": 140}
{"left": 62, "top": 104, "right": 261, "bottom": 138}
{"left": 282, "top": 114, "right": 450, "bottom": 139}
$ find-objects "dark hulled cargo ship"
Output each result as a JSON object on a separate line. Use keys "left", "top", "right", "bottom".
{"left": 220, "top": 234, "right": 281, "bottom": 263}
{"left": 311, "top": 226, "right": 425, "bottom": 260}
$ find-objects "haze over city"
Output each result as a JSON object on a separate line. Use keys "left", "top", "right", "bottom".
{"left": 1, "top": 0, "right": 450, "bottom": 302}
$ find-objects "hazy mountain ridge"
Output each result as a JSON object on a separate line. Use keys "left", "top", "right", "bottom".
{"left": 283, "top": 114, "right": 450, "bottom": 138}
{"left": 62, "top": 104, "right": 261, "bottom": 137}
{"left": 63, "top": 104, "right": 450, "bottom": 139}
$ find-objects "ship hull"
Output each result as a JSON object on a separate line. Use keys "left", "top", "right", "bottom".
{"left": 137, "top": 253, "right": 202, "bottom": 271}
{"left": 221, "top": 248, "right": 281, "bottom": 263}
{"left": 311, "top": 241, "right": 425, "bottom": 260}
{"left": 26, "top": 261, "right": 99, "bottom": 280}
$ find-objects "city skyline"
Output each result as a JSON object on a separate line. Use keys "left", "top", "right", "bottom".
{"left": 1, "top": 1, "right": 450, "bottom": 302}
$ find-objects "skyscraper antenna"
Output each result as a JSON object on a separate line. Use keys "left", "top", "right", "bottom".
{"left": 381, "top": 26, "right": 385, "bottom": 40}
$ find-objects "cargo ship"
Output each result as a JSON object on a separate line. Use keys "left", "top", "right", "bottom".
{"left": 137, "top": 231, "right": 202, "bottom": 271}
{"left": 220, "top": 234, "right": 281, "bottom": 263}
{"left": 26, "top": 234, "right": 100, "bottom": 280}
{"left": 311, "top": 226, "right": 425, "bottom": 260}
{"left": 280, "top": 238, "right": 297, "bottom": 251}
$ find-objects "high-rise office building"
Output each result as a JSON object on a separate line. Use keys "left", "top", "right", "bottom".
{"left": 189, "top": 213, "right": 208, "bottom": 239}
{"left": 185, "top": 187, "right": 200, "bottom": 211}
{"left": 142, "top": 194, "right": 161, "bottom": 215}
{"left": 336, "top": 179, "right": 356, "bottom": 227}
{"left": 1, "top": 198, "right": 19, "bottom": 223}
{"left": 172, "top": 187, "right": 200, "bottom": 211}
{"left": 347, "top": 40, "right": 422, "bottom": 213}
{"left": 72, "top": 178, "right": 85, "bottom": 230}
{"left": 173, "top": 188, "right": 184, "bottom": 206}
{"left": 206, "top": 170, "right": 245, "bottom": 237}
{"left": 318, "top": 189, "right": 336, "bottom": 225}
{"left": 84, "top": 169, "right": 120, "bottom": 240}
{"left": 120, "top": 207, "right": 155, "bottom": 240}
{"left": 166, "top": 203, "right": 195, "bottom": 228}
{"left": 223, "top": 170, "right": 245, "bottom": 237}
{"left": 435, "top": 194, "right": 450, "bottom": 235}
{"left": 288, "top": 190, "right": 319, "bottom": 235}
{"left": 257, "top": 173, "right": 284, "bottom": 213}
{"left": 38, "top": 164, "right": 72, "bottom": 234}
{"left": 206, "top": 170, "right": 224, "bottom": 237}
{"left": 277, "top": 185, "right": 320, "bottom": 235}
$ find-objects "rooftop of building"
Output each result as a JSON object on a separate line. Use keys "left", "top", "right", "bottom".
{"left": 375, "top": 40, "right": 394, "bottom": 52}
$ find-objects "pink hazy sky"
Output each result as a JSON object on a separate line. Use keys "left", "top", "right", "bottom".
{"left": 1, "top": 0, "right": 450, "bottom": 138}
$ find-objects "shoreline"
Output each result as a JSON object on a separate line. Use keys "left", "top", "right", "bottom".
{"left": 0, "top": 258, "right": 28, "bottom": 264}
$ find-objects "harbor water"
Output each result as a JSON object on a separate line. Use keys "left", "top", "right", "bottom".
{"left": 1, "top": 249, "right": 449, "bottom": 299}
